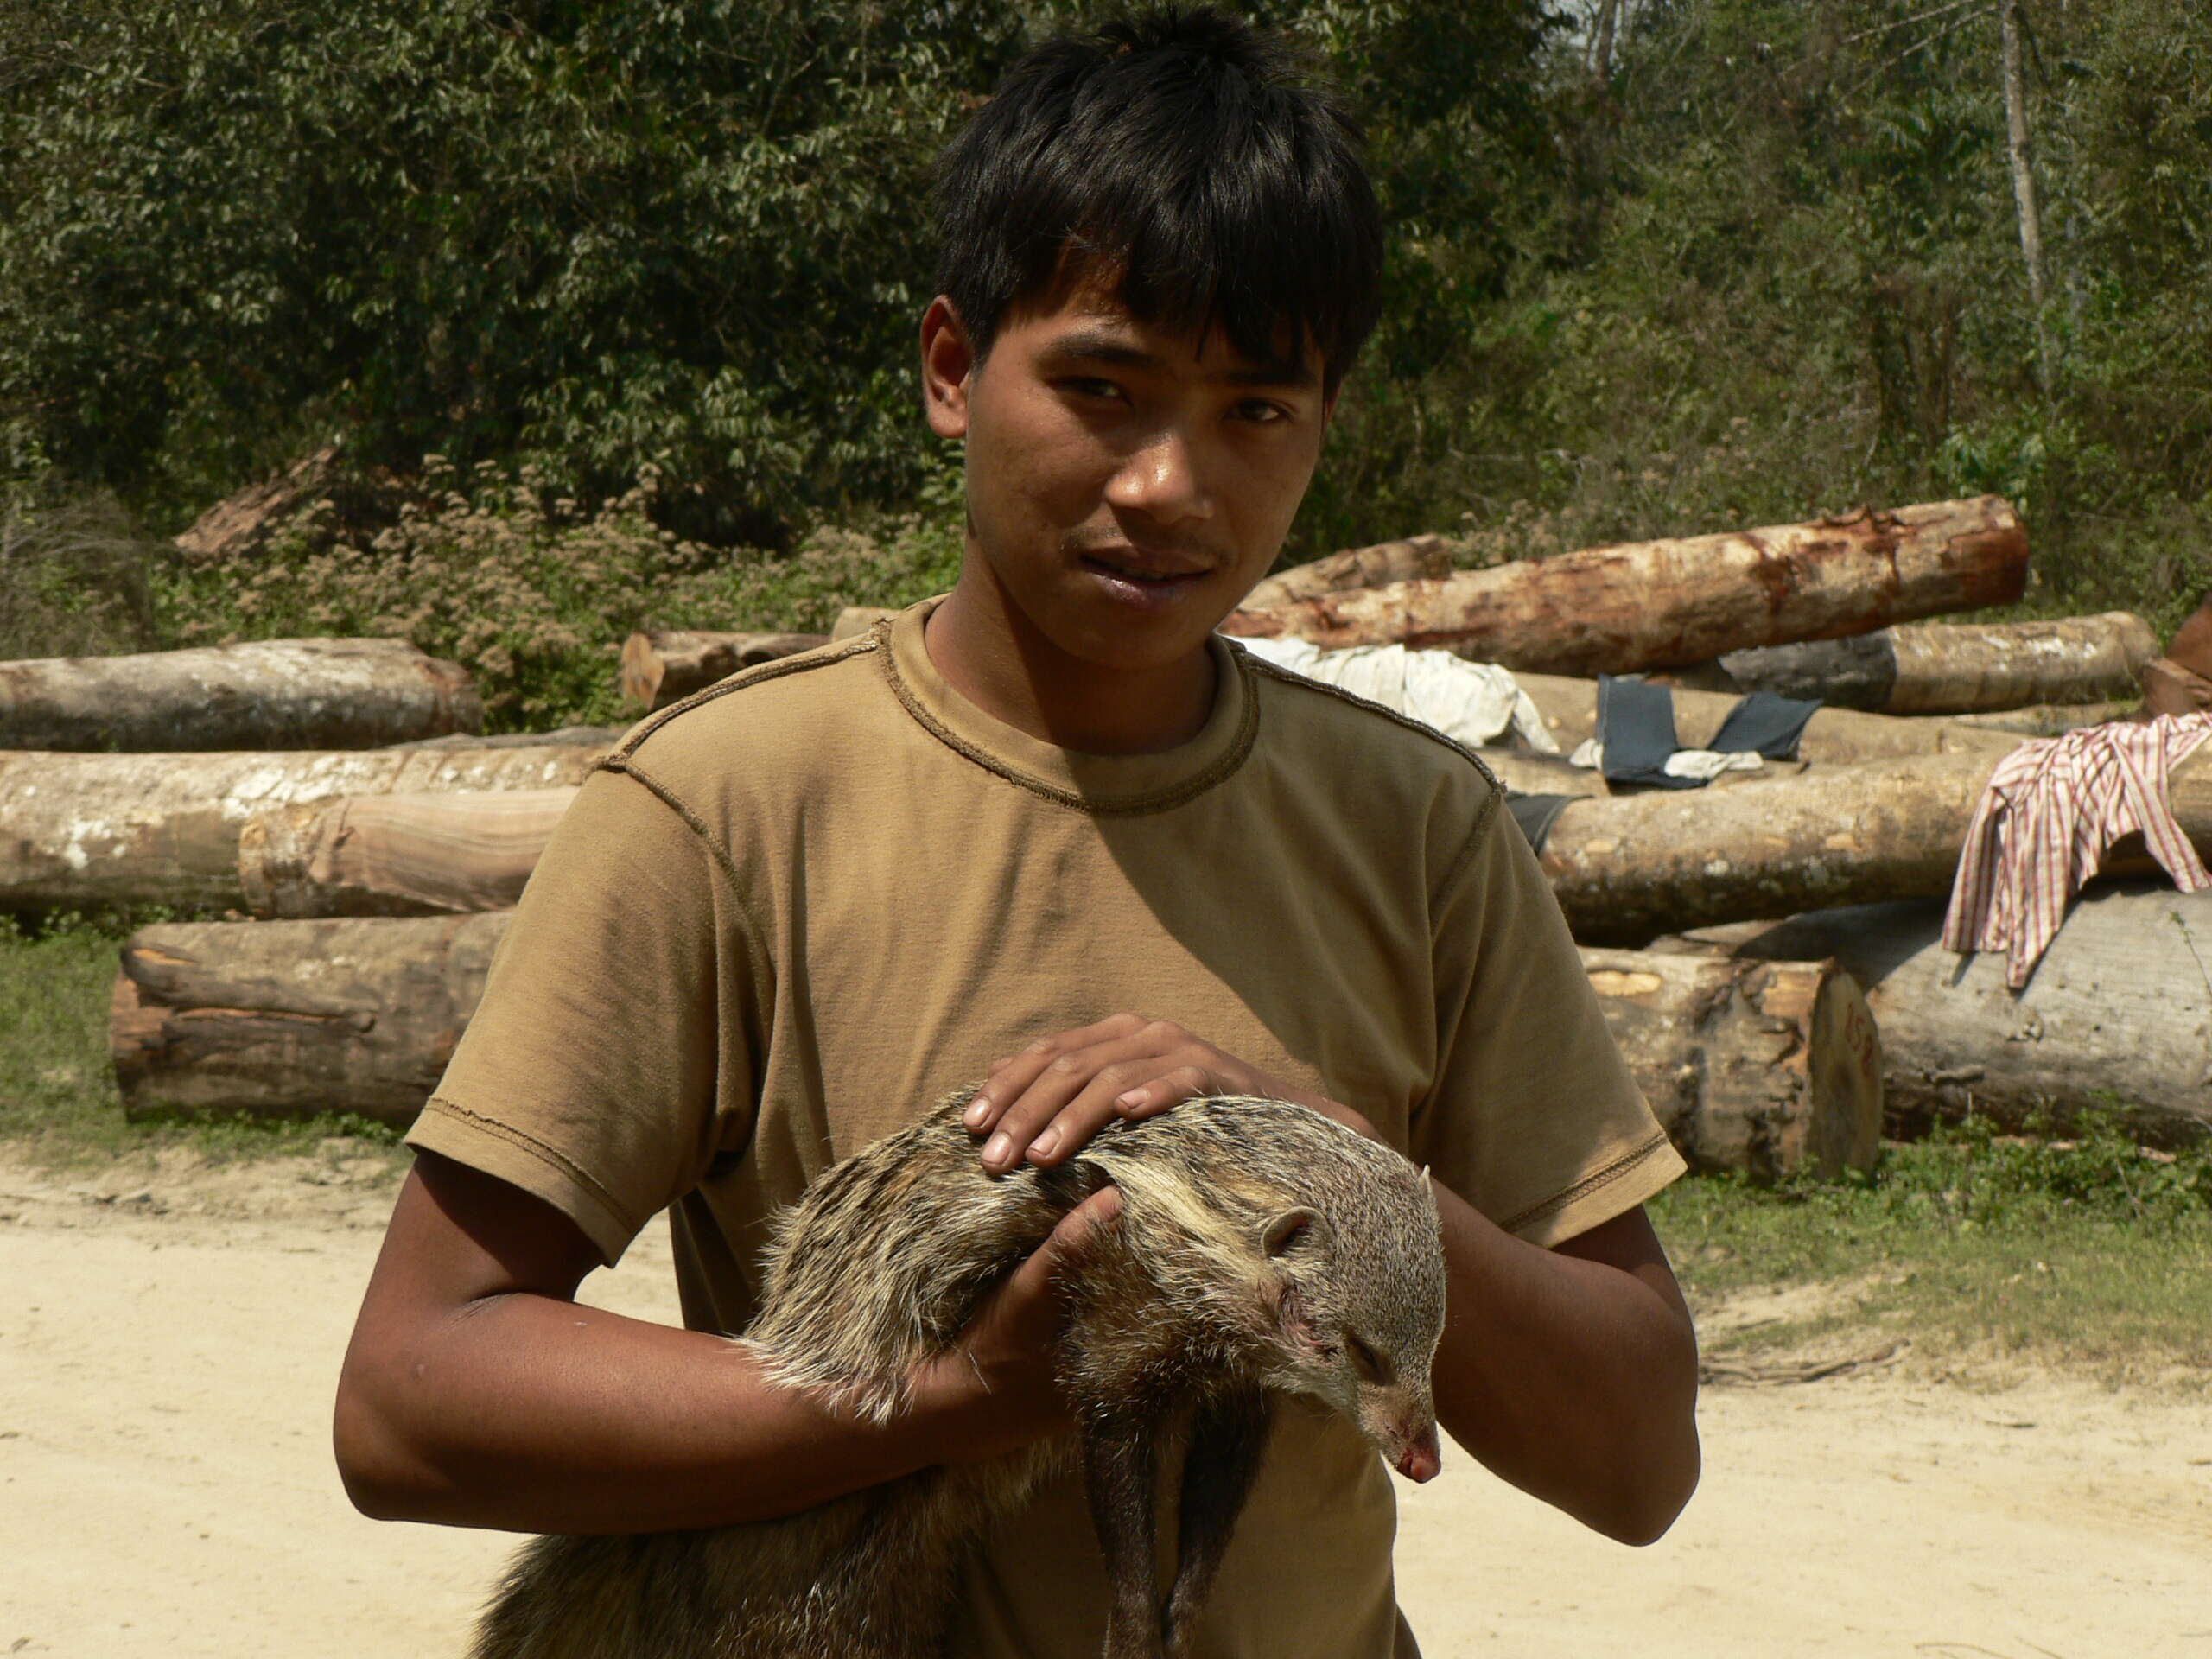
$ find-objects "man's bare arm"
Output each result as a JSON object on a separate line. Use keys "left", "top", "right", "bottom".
{"left": 334, "top": 1150, "right": 1114, "bottom": 1534}
{"left": 1427, "top": 1191, "right": 1699, "bottom": 1545}
{"left": 964, "top": 1014, "right": 1700, "bottom": 1545}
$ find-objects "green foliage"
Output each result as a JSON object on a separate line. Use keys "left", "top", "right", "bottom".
{"left": 0, "top": 486, "right": 164, "bottom": 660}
{"left": 6, "top": 0, "right": 2211, "bottom": 698}
{"left": 157, "top": 456, "right": 965, "bottom": 729}
{"left": 0, "top": 0, "right": 1030, "bottom": 538}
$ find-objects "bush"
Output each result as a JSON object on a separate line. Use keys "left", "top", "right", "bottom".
{"left": 157, "top": 457, "right": 964, "bottom": 729}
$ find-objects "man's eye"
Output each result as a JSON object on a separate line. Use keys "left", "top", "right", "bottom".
{"left": 1063, "top": 378, "right": 1126, "bottom": 403}
{"left": 1233, "top": 399, "right": 1288, "bottom": 424}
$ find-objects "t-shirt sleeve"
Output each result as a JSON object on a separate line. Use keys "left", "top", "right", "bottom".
{"left": 405, "top": 764, "right": 766, "bottom": 1264}
{"left": 1408, "top": 795, "right": 1686, "bottom": 1247}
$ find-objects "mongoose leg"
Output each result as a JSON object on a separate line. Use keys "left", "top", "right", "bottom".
{"left": 1081, "top": 1407, "right": 1169, "bottom": 1659}
{"left": 1160, "top": 1389, "right": 1274, "bottom": 1656}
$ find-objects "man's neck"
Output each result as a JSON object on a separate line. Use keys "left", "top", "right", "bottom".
{"left": 925, "top": 575, "right": 1218, "bottom": 756}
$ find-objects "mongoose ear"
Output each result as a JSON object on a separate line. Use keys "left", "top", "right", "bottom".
{"left": 1260, "top": 1206, "right": 1325, "bottom": 1258}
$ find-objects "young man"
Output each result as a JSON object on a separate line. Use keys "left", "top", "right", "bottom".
{"left": 334, "top": 10, "right": 1699, "bottom": 1655}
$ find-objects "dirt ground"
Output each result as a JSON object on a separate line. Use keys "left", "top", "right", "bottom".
{"left": 3, "top": 1149, "right": 2209, "bottom": 1659}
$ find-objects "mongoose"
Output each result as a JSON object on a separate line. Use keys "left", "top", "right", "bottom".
{"left": 471, "top": 1090, "right": 1448, "bottom": 1659}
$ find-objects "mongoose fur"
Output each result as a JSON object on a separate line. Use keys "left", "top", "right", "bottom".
{"left": 471, "top": 1090, "right": 1448, "bottom": 1659}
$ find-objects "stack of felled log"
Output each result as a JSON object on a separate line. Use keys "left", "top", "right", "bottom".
{"left": 1216, "top": 498, "right": 2209, "bottom": 1160}
{"left": 0, "top": 634, "right": 584, "bottom": 1126}
{"left": 24, "top": 496, "right": 2208, "bottom": 1182}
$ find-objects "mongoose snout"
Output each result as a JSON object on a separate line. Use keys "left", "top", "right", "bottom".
{"left": 472, "top": 1090, "right": 1448, "bottom": 1659}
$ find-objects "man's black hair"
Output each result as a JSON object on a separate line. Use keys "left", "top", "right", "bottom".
{"left": 933, "top": 5, "right": 1383, "bottom": 394}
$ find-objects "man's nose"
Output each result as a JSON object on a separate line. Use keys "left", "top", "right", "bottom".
{"left": 1104, "top": 425, "right": 1214, "bottom": 524}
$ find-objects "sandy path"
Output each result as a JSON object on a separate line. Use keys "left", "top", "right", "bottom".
{"left": 3, "top": 1153, "right": 2209, "bottom": 1658}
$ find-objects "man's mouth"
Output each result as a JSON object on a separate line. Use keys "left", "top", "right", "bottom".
{"left": 1077, "top": 548, "right": 1217, "bottom": 588}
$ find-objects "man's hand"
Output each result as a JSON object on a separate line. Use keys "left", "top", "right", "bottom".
{"left": 961, "top": 1013, "right": 1377, "bottom": 1174}
{"left": 910, "top": 1184, "right": 1124, "bottom": 1460}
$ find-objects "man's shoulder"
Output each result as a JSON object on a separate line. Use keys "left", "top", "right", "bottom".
{"left": 1237, "top": 643, "right": 1505, "bottom": 800}
{"left": 604, "top": 630, "right": 890, "bottom": 791}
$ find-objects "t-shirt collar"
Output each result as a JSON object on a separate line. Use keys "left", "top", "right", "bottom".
{"left": 878, "top": 595, "right": 1258, "bottom": 815}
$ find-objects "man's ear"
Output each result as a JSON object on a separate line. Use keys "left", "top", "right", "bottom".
{"left": 920, "top": 296, "right": 976, "bottom": 440}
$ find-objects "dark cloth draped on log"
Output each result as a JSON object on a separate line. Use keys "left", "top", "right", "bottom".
{"left": 1596, "top": 677, "right": 1821, "bottom": 789}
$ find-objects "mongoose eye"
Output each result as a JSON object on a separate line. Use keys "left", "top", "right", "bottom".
{"left": 1344, "top": 1332, "right": 1390, "bottom": 1384}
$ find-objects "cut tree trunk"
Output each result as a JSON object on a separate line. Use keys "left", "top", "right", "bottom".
{"left": 1219, "top": 497, "right": 2028, "bottom": 675}
{"left": 0, "top": 743, "right": 606, "bottom": 914}
{"left": 1243, "top": 535, "right": 1454, "bottom": 610}
{"left": 1948, "top": 701, "right": 2142, "bottom": 737}
{"left": 1512, "top": 672, "right": 2022, "bottom": 762}
{"left": 1539, "top": 746, "right": 2212, "bottom": 946}
{"left": 111, "top": 912, "right": 510, "bottom": 1125}
{"left": 0, "top": 638, "right": 480, "bottom": 751}
{"left": 109, "top": 909, "right": 1880, "bottom": 1178}
{"left": 238, "top": 789, "right": 579, "bottom": 918}
{"left": 1692, "top": 613, "right": 2156, "bottom": 715}
{"left": 1656, "top": 883, "right": 2212, "bottom": 1147}
{"left": 1581, "top": 948, "right": 1881, "bottom": 1180}
{"left": 173, "top": 448, "right": 336, "bottom": 564}
{"left": 618, "top": 630, "right": 828, "bottom": 710}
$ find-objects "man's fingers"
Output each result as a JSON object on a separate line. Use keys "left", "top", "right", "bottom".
{"left": 973, "top": 1033, "right": 1170, "bottom": 1171}
{"left": 1112, "top": 1064, "right": 1214, "bottom": 1120}
{"left": 998, "top": 1186, "right": 1123, "bottom": 1306}
{"left": 1023, "top": 1063, "right": 1215, "bottom": 1166}
{"left": 965, "top": 1014, "right": 1151, "bottom": 1135}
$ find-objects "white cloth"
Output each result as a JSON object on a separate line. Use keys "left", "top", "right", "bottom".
{"left": 1235, "top": 635, "right": 1560, "bottom": 754}
{"left": 1566, "top": 738, "right": 1764, "bottom": 782}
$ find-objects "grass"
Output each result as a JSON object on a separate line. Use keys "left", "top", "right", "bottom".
{"left": 6, "top": 914, "right": 2208, "bottom": 1381}
{"left": 1653, "top": 1122, "right": 2212, "bottom": 1385}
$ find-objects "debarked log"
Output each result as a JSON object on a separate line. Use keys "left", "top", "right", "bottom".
{"left": 619, "top": 630, "right": 829, "bottom": 710}
{"left": 1219, "top": 496, "right": 2028, "bottom": 676}
{"left": 111, "top": 912, "right": 511, "bottom": 1125}
{"left": 0, "top": 743, "right": 605, "bottom": 914}
{"left": 0, "top": 637, "right": 481, "bottom": 751}
{"left": 1656, "top": 884, "right": 2212, "bottom": 1146}
{"left": 1695, "top": 613, "right": 2157, "bottom": 715}
{"left": 1242, "top": 534, "right": 1454, "bottom": 610}
{"left": 238, "top": 789, "right": 579, "bottom": 918}
{"left": 1511, "top": 672, "right": 2022, "bottom": 763}
{"left": 1580, "top": 948, "right": 1881, "bottom": 1179}
{"left": 109, "top": 909, "right": 1878, "bottom": 1177}
{"left": 1539, "top": 746, "right": 2212, "bottom": 946}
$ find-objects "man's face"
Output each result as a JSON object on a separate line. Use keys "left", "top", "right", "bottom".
{"left": 922, "top": 279, "right": 1332, "bottom": 672}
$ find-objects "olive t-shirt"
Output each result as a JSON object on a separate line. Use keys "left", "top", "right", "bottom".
{"left": 408, "top": 597, "right": 1683, "bottom": 1659}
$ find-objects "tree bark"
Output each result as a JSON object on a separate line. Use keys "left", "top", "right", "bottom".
{"left": 1657, "top": 884, "right": 2212, "bottom": 1147}
{"left": 1512, "top": 671, "right": 2022, "bottom": 762}
{"left": 1581, "top": 948, "right": 1881, "bottom": 1180}
{"left": 1242, "top": 535, "right": 1455, "bottom": 611}
{"left": 1219, "top": 497, "right": 2029, "bottom": 675}
{"left": 0, "top": 743, "right": 606, "bottom": 914}
{"left": 111, "top": 912, "right": 510, "bottom": 1125}
{"left": 0, "top": 638, "right": 481, "bottom": 751}
{"left": 238, "top": 789, "right": 579, "bottom": 918}
{"left": 2000, "top": 0, "right": 2055, "bottom": 386}
{"left": 1539, "top": 746, "right": 2212, "bottom": 946}
{"left": 1694, "top": 613, "right": 2154, "bottom": 715}
{"left": 618, "top": 630, "right": 829, "bottom": 710}
{"left": 109, "top": 907, "right": 1882, "bottom": 1179}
